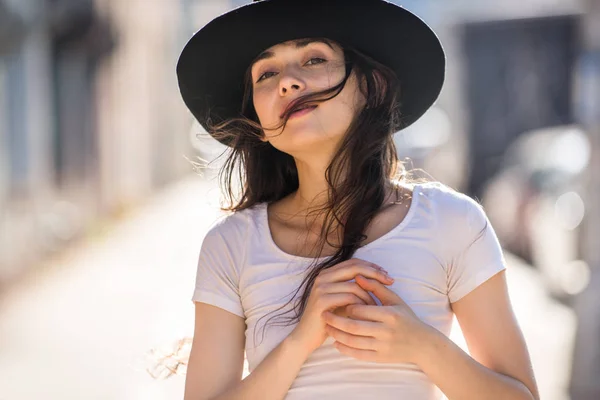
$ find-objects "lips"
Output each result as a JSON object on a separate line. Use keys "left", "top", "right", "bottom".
{"left": 290, "top": 105, "right": 317, "bottom": 114}
{"left": 281, "top": 104, "right": 317, "bottom": 119}
{"left": 288, "top": 105, "right": 317, "bottom": 119}
{"left": 280, "top": 98, "right": 318, "bottom": 119}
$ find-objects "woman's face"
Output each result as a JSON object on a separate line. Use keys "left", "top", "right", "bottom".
{"left": 250, "top": 38, "right": 365, "bottom": 155}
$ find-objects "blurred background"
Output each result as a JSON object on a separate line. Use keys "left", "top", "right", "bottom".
{"left": 0, "top": 0, "right": 599, "bottom": 399}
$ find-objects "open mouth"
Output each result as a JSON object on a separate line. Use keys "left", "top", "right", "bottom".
{"left": 288, "top": 105, "right": 318, "bottom": 119}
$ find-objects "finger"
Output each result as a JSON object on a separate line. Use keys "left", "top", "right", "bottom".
{"left": 319, "top": 264, "right": 394, "bottom": 286}
{"left": 321, "top": 292, "right": 367, "bottom": 311}
{"left": 325, "top": 324, "right": 377, "bottom": 351}
{"left": 333, "top": 341, "right": 378, "bottom": 362}
{"left": 343, "top": 304, "right": 394, "bottom": 323}
{"left": 322, "top": 258, "right": 385, "bottom": 274}
{"left": 321, "top": 282, "right": 377, "bottom": 306}
{"left": 318, "top": 258, "right": 387, "bottom": 280}
{"left": 323, "top": 310, "right": 382, "bottom": 336}
{"left": 355, "top": 275, "right": 403, "bottom": 306}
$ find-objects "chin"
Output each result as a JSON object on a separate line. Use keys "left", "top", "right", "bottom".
{"left": 270, "top": 127, "right": 343, "bottom": 155}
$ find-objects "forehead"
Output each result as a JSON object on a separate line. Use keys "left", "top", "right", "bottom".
{"left": 251, "top": 38, "right": 340, "bottom": 66}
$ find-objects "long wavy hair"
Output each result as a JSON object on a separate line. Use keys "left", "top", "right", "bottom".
{"left": 148, "top": 38, "right": 429, "bottom": 378}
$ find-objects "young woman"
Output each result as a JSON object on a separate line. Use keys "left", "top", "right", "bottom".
{"left": 175, "top": 1, "right": 539, "bottom": 399}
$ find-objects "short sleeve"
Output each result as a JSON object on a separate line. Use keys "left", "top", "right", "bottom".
{"left": 191, "top": 220, "right": 245, "bottom": 318}
{"left": 446, "top": 196, "right": 507, "bottom": 303}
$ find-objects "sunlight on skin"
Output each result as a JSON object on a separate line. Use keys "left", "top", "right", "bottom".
{"left": 250, "top": 39, "right": 366, "bottom": 157}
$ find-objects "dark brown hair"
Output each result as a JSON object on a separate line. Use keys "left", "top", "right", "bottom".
{"left": 149, "top": 38, "right": 432, "bottom": 378}
{"left": 204, "top": 38, "right": 417, "bottom": 347}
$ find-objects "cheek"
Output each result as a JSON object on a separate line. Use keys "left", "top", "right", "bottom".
{"left": 326, "top": 85, "right": 363, "bottom": 127}
{"left": 254, "top": 90, "right": 288, "bottom": 130}
{"left": 252, "top": 92, "right": 271, "bottom": 125}
{"left": 327, "top": 99, "right": 353, "bottom": 120}
{"left": 346, "top": 73, "right": 367, "bottom": 111}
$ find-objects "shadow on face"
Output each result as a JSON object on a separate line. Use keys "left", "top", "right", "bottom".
{"left": 250, "top": 38, "right": 367, "bottom": 157}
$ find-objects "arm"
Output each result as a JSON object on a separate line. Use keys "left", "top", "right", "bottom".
{"left": 184, "top": 303, "right": 245, "bottom": 400}
{"left": 323, "top": 271, "right": 539, "bottom": 399}
{"left": 186, "top": 259, "right": 393, "bottom": 400}
{"left": 184, "top": 302, "right": 311, "bottom": 400}
{"left": 207, "top": 260, "right": 393, "bottom": 399}
{"left": 416, "top": 271, "right": 540, "bottom": 400}
{"left": 210, "top": 332, "right": 311, "bottom": 400}
{"left": 322, "top": 196, "right": 539, "bottom": 398}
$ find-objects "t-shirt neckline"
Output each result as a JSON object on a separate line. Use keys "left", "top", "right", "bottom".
{"left": 259, "top": 183, "right": 422, "bottom": 261}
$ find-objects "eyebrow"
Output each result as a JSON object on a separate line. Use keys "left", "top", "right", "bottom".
{"left": 251, "top": 38, "right": 335, "bottom": 66}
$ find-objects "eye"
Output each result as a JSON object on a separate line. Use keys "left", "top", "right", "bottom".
{"left": 255, "top": 58, "right": 327, "bottom": 83}
{"left": 256, "top": 71, "right": 277, "bottom": 83}
{"left": 305, "top": 57, "right": 326, "bottom": 66}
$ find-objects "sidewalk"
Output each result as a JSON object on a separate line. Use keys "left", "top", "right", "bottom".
{"left": 0, "top": 175, "right": 576, "bottom": 400}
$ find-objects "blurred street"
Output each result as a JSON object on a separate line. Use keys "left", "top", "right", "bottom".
{"left": 1, "top": 0, "right": 598, "bottom": 398}
{"left": 0, "top": 175, "right": 576, "bottom": 400}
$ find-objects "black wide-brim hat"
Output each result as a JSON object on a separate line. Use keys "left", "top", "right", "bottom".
{"left": 176, "top": 0, "right": 446, "bottom": 147}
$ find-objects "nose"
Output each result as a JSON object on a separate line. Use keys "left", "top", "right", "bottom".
{"left": 278, "top": 69, "right": 305, "bottom": 96}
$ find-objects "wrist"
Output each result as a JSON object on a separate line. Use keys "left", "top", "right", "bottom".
{"left": 412, "top": 324, "right": 445, "bottom": 368}
{"left": 284, "top": 330, "right": 315, "bottom": 361}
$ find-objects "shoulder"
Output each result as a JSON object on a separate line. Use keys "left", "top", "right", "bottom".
{"left": 203, "top": 203, "right": 264, "bottom": 244}
{"left": 413, "top": 181, "right": 487, "bottom": 233}
{"left": 414, "top": 182, "right": 497, "bottom": 270}
{"left": 416, "top": 181, "right": 482, "bottom": 215}
{"left": 198, "top": 204, "right": 266, "bottom": 273}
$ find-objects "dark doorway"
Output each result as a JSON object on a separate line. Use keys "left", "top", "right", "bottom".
{"left": 461, "top": 14, "right": 579, "bottom": 198}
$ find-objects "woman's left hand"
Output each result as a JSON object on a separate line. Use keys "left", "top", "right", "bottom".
{"left": 323, "top": 274, "right": 434, "bottom": 365}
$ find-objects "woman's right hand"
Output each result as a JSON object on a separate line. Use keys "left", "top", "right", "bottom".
{"left": 288, "top": 258, "right": 395, "bottom": 354}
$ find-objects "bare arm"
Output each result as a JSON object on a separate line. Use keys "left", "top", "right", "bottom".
{"left": 184, "top": 303, "right": 246, "bottom": 400}
{"left": 182, "top": 303, "right": 327, "bottom": 400}
{"left": 417, "top": 271, "right": 540, "bottom": 400}
{"left": 209, "top": 331, "right": 312, "bottom": 400}
{"left": 185, "top": 259, "right": 393, "bottom": 400}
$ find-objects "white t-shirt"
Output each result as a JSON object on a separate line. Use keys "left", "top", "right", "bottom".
{"left": 191, "top": 181, "right": 507, "bottom": 399}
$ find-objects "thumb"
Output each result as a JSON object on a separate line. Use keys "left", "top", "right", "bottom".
{"left": 355, "top": 274, "right": 403, "bottom": 306}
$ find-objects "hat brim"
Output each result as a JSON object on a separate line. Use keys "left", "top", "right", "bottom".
{"left": 176, "top": 0, "right": 446, "bottom": 147}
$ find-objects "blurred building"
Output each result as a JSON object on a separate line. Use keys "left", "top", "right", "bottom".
{"left": 1, "top": 0, "right": 597, "bottom": 398}
{"left": 386, "top": 0, "right": 585, "bottom": 198}
{"left": 0, "top": 0, "right": 198, "bottom": 283}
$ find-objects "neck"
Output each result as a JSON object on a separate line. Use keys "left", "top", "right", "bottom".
{"left": 280, "top": 146, "right": 395, "bottom": 226}
{"left": 290, "top": 154, "right": 332, "bottom": 214}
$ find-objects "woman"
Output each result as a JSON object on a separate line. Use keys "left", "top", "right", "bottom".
{"left": 176, "top": 1, "right": 539, "bottom": 399}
